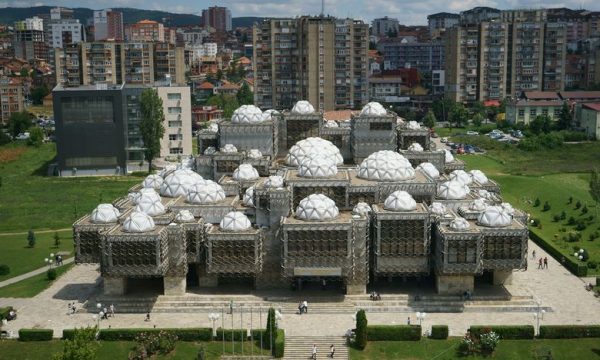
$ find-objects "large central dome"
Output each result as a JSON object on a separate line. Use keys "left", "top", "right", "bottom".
{"left": 186, "top": 180, "right": 226, "bottom": 204}
{"left": 231, "top": 105, "right": 263, "bottom": 124}
{"left": 437, "top": 180, "right": 470, "bottom": 200}
{"left": 296, "top": 194, "right": 339, "bottom": 221}
{"left": 357, "top": 150, "right": 415, "bottom": 181}
{"left": 298, "top": 156, "right": 338, "bottom": 178}
{"left": 160, "top": 169, "right": 203, "bottom": 197}
{"left": 285, "top": 137, "right": 344, "bottom": 166}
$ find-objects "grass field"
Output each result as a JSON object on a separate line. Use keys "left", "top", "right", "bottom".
{"left": 349, "top": 338, "right": 600, "bottom": 359}
{"left": 0, "top": 263, "right": 73, "bottom": 298}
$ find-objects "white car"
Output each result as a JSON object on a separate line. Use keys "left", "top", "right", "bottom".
{"left": 466, "top": 131, "right": 479, "bottom": 135}
{"left": 441, "top": 137, "right": 448, "bottom": 143}
{"left": 15, "top": 132, "right": 30, "bottom": 140}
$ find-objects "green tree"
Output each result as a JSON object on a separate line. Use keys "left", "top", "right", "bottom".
{"left": 265, "top": 307, "right": 278, "bottom": 351}
{"left": 216, "top": 69, "right": 224, "bottom": 81}
{"left": 54, "top": 232, "right": 61, "bottom": 247}
{"left": 27, "top": 229, "right": 36, "bottom": 248}
{"left": 450, "top": 103, "right": 468, "bottom": 128}
{"left": 31, "top": 85, "right": 50, "bottom": 105}
{"left": 557, "top": 101, "right": 572, "bottom": 130}
{"left": 20, "top": 68, "right": 29, "bottom": 77}
{"left": 207, "top": 94, "right": 239, "bottom": 118}
{"left": 590, "top": 169, "right": 600, "bottom": 218}
{"left": 432, "top": 98, "right": 454, "bottom": 123}
{"left": 8, "top": 111, "right": 32, "bottom": 138}
{"left": 530, "top": 115, "right": 552, "bottom": 135}
{"left": 52, "top": 327, "right": 98, "bottom": 360}
{"left": 0, "top": 130, "right": 10, "bottom": 145}
{"left": 422, "top": 110, "right": 436, "bottom": 129}
{"left": 27, "top": 126, "right": 44, "bottom": 147}
{"left": 472, "top": 113, "right": 484, "bottom": 128}
{"left": 236, "top": 82, "right": 254, "bottom": 105}
{"left": 471, "top": 101, "right": 486, "bottom": 117}
{"left": 355, "top": 309, "right": 368, "bottom": 350}
{"left": 139, "top": 89, "right": 165, "bottom": 173}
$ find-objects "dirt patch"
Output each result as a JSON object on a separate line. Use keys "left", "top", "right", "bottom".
{"left": 0, "top": 147, "right": 26, "bottom": 164}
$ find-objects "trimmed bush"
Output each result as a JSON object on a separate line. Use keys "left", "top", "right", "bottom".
{"left": 367, "top": 325, "right": 422, "bottom": 341}
{"left": 539, "top": 325, "right": 600, "bottom": 339}
{"left": 46, "top": 268, "right": 57, "bottom": 280}
{"left": 216, "top": 328, "right": 247, "bottom": 341}
{"left": 273, "top": 329, "right": 285, "bottom": 358}
{"left": 62, "top": 329, "right": 76, "bottom": 340}
{"left": 430, "top": 325, "right": 449, "bottom": 339}
{"left": 98, "top": 328, "right": 212, "bottom": 341}
{"left": 355, "top": 309, "right": 367, "bottom": 350}
{"left": 596, "top": 277, "right": 600, "bottom": 287}
{"left": 18, "top": 328, "right": 54, "bottom": 341}
{"left": 529, "top": 230, "right": 588, "bottom": 276}
{"left": 0, "top": 306, "right": 13, "bottom": 320}
{"left": 469, "top": 325, "right": 534, "bottom": 340}
{"left": 0, "top": 264, "right": 10, "bottom": 276}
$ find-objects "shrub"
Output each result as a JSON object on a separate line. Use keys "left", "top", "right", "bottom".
{"left": 576, "top": 200, "right": 582, "bottom": 209}
{"left": 18, "top": 328, "right": 54, "bottom": 341}
{"left": 355, "top": 309, "right": 367, "bottom": 350}
{"left": 47, "top": 268, "right": 57, "bottom": 280}
{"left": 552, "top": 214, "right": 561, "bottom": 222}
{"left": 479, "top": 331, "right": 500, "bottom": 354}
{"left": 27, "top": 229, "right": 36, "bottom": 247}
{"left": 62, "top": 329, "right": 76, "bottom": 340}
{"left": 98, "top": 328, "right": 212, "bottom": 341}
{"left": 264, "top": 307, "right": 277, "bottom": 350}
{"left": 567, "top": 231, "right": 581, "bottom": 242}
{"left": 559, "top": 130, "right": 588, "bottom": 142}
{"left": 0, "top": 306, "right": 13, "bottom": 320}
{"left": 539, "top": 325, "right": 600, "bottom": 339}
{"left": 542, "top": 201, "right": 551, "bottom": 212}
{"left": 273, "top": 329, "right": 285, "bottom": 358}
{"left": 567, "top": 217, "right": 577, "bottom": 225}
{"left": 560, "top": 211, "right": 567, "bottom": 220}
{"left": 534, "top": 198, "right": 541, "bottom": 207}
{"left": 469, "top": 325, "right": 534, "bottom": 340}
{"left": 589, "top": 232, "right": 598, "bottom": 241}
{"left": 216, "top": 328, "right": 247, "bottom": 341}
{"left": 576, "top": 222, "right": 587, "bottom": 231}
{"left": 587, "top": 261, "right": 598, "bottom": 269}
{"left": 597, "top": 277, "right": 600, "bottom": 286}
{"left": 130, "top": 330, "right": 177, "bottom": 359}
{"left": 582, "top": 205, "right": 589, "bottom": 214}
{"left": 568, "top": 196, "right": 573, "bottom": 204}
{"left": 430, "top": 325, "right": 449, "bottom": 339}
{"left": 54, "top": 327, "right": 98, "bottom": 360}
{"left": 0, "top": 264, "right": 10, "bottom": 276}
{"left": 367, "top": 325, "right": 422, "bottom": 341}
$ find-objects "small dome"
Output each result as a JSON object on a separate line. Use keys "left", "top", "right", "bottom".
{"left": 206, "top": 122, "right": 219, "bottom": 133}
{"left": 478, "top": 206, "right": 512, "bottom": 227}
{"left": 143, "top": 174, "right": 164, "bottom": 190}
{"left": 261, "top": 109, "right": 280, "bottom": 122}
{"left": 136, "top": 193, "right": 166, "bottom": 216}
{"left": 429, "top": 202, "right": 447, "bottom": 216}
{"left": 247, "top": 149, "right": 263, "bottom": 159}
{"left": 130, "top": 188, "right": 160, "bottom": 205}
{"left": 291, "top": 100, "right": 315, "bottom": 114}
{"left": 437, "top": 180, "right": 470, "bottom": 200}
{"left": 444, "top": 149, "right": 454, "bottom": 163}
{"left": 158, "top": 164, "right": 177, "bottom": 178}
{"left": 179, "top": 156, "right": 195, "bottom": 170}
{"left": 406, "top": 121, "right": 420, "bottom": 130}
{"left": 175, "top": 210, "right": 195, "bottom": 222}
{"left": 123, "top": 211, "right": 155, "bottom": 233}
{"left": 285, "top": 137, "right": 343, "bottom": 166}
{"left": 360, "top": 102, "right": 387, "bottom": 116}
{"left": 324, "top": 120, "right": 339, "bottom": 128}
{"left": 352, "top": 202, "right": 372, "bottom": 216}
{"left": 296, "top": 194, "right": 339, "bottom": 221}
{"left": 408, "top": 142, "right": 424, "bottom": 152}
{"left": 264, "top": 175, "right": 284, "bottom": 188}
{"left": 233, "top": 164, "right": 260, "bottom": 181}
{"left": 449, "top": 217, "right": 470, "bottom": 231}
{"left": 468, "top": 198, "right": 488, "bottom": 212}
{"left": 477, "top": 189, "right": 493, "bottom": 200}
{"left": 220, "top": 211, "right": 252, "bottom": 231}
{"left": 358, "top": 150, "right": 415, "bottom": 181}
{"left": 470, "top": 170, "right": 489, "bottom": 184}
{"left": 417, "top": 162, "right": 440, "bottom": 179}
{"left": 501, "top": 202, "right": 515, "bottom": 215}
{"left": 186, "top": 180, "right": 226, "bottom": 204}
{"left": 243, "top": 186, "right": 255, "bottom": 207}
{"left": 160, "top": 169, "right": 203, "bottom": 197}
{"left": 221, "top": 144, "right": 238, "bottom": 153}
{"left": 384, "top": 191, "right": 417, "bottom": 211}
{"left": 231, "top": 105, "right": 263, "bottom": 124}
{"left": 450, "top": 170, "right": 473, "bottom": 185}
{"left": 298, "top": 157, "right": 338, "bottom": 178}
{"left": 204, "top": 146, "right": 217, "bottom": 155}
{"left": 90, "top": 204, "right": 120, "bottom": 224}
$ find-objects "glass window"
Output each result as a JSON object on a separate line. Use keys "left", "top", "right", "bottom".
{"left": 61, "top": 96, "right": 114, "bottom": 124}
{"left": 168, "top": 107, "right": 181, "bottom": 114}
{"left": 167, "top": 93, "right": 181, "bottom": 100}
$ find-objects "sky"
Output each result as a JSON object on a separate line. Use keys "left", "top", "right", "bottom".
{"left": 2, "top": 0, "right": 600, "bottom": 25}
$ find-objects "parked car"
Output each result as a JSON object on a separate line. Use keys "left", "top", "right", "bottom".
{"left": 446, "top": 141, "right": 455, "bottom": 147}
{"left": 441, "top": 137, "right": 448, "bottom": 143}
{"left": 466, "top": 131, "right": 479, "bottom": 135}
{"left": 15, "top": 132, "right": 30, "bottom": 140}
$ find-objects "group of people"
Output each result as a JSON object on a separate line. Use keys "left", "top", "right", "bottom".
{"left": 532, "top": 251, "right": 549, "bottom": 269}
{"left": 369, "top": 291, "right": 381, "bottom": 301}
{"left": 100, "top": 304, "right": 115, "bottom": 319}
{"left": 67, "top": 303, "right": 77, "bottom": 315}
{"left": 298, "top": 300, "right": 308, "bottom": 314}
{"left": 312, "top": 344, "right": 335, "bottom": 359}
{"left": 54, "top": 254, "right": 64, "bottom": 266}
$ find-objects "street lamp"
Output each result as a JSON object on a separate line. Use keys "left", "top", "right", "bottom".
{"left": 208, "top": 312, "right": 220, "bottom": 338}
{"left": 93, "top": 314, "right": 99, "bottom": 328}
{"left": 416, "top": 312, "right": 426, "bottom": 326}
{"left": 533, "top": 300, "right": 545, "bottom": 334}
{"left": 44, "top": 253, "right": 55, "bottom": 269}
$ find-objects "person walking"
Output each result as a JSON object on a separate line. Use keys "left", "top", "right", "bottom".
{"left": 109, "top": 304, "right": 115, "bottom": 317}
{"left": 544, "top": 257, "right": 548, "bottom": 269}
{"left": 407, "top": 316, "right": 411, "bottom": 325}
{"left": 531, "top": 250, "right": 536, "bottom": 259}
{"left": 312, "top": 344, "right": 317, "bottom": 359}
{"left": 329, "top": 344, "right": 335, "bottom": 358}
{"left": 303, "top": 300, "right": 308, "bottom": 314}
{"left": 538, "top": 257, "right": 543, "bottom": 269}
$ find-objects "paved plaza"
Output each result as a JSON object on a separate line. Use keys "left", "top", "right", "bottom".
{"left": 1, "top": 240, "right": 599, "bottom": 337}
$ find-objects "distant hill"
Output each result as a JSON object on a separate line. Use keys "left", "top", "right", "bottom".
{"left": 0, "top": 6, "right": 265, "bottom": 28}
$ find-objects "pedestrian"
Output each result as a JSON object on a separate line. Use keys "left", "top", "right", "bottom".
{"left": 103, "top": 307, "right": 108, "bottom": 319}
{"left": 312, "top": 344, "right": 317, "bottom": 359}
{"left": 71, "top": 305, "right": 76, "bottom": 314}
{"left": 407, "top": 316, "right": 411, "bottom": 325}
{"left": 109, "top": 304, "right": 115, "bottom": 317}
{"left": 544, "top": 257, "right": 548, "bottom": 269}
{"left": 145, "top": 312, "right": 150, "bottom": 322}
{"left": 538, "top": 257, "right": 543, "bottom": 269}
{"left": 303, "top": 300, "right": 308, "bottom": 314}
{"left": 298, "top": 302, "right": 303, "bottom": 315}
{"left": 531, "top": 250, "right": 536, "bottom": 259}
{"left": 229, "top": 300, "right": 234, "bottom": 314}
{"left": 330, "top": 344, "right": 335, "bottom": 358}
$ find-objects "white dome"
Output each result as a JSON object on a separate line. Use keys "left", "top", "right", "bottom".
{"left": 206, "top": 122, "right": 219, "bottom": 133}
{"left": 429, "top": 202, "right": 447, "bottom": 216}
{"left": 143, "top": 174, "right": 164, "bottom": 190}
{"left": 358, "top": 150, "right": 415, "bottom": 181}
{"left": 186, "top": 180, "right": 226, "bottom": 204}
{"left": 285, "top": 137, "right": 344, "bottom": 166}
{"left": 450, "top": 170, "right": 473, "bottom": 185}
{"left": 406, "top": 121, "right": 420, "bottom": 130}
{"left": 291, "top": 100, "right": 315, "bottom": 114}
{"left": 175, "top": 210, "right": 195, "bottom": 222}
{"left": 298, "top": 157, "right": 338, "bottom": 178}
{"left": 444, "top": 149, "right": 454, "bottom": 163}
{"left": 123, "top": 211, "right": 155, "bottom": 233}
{"left": 220, "top": 211, "right": 252, "bottom": 231}
{"left": 231, "top": 105, "right": 264, "bottom": 124}
{"left": 468, "top": 198, "right": 488, "bottom": 212}
{"left": 470, "top": 170, "right": 489, "bottom": 184}
{"left": 243, "top": 186, "right": 255, "bottom": 207}
{"left": 417, "top": 162, "right": 440, "bottom": 179}
{"left": 408, "top": 142, "right": 424, "bottom": 152}
{"left": 261, "top": 109, "right": 280, "bottom": 122}
{"left": 477, "top": 189, "right": 494, "bottom": 200}
{"left": 437, "top": 180, "right": 470, "bottom": 200}
{"left": 158, "top": 164, "right": 177, "bottom": 178}
{"left": 296, "top": 194, "right": 339, "bottom": 221}
{"left": 247, "top": 149, "right": 263, "bottom": 159}
{"left": 352, "top": 202, "right": 372, "bottom": 216}
{"left": 179, "top": 156, "right": 195, "bottom": 170}
{"left": 90, "top": 204, "right": 120, "bottom": 224}
{"left": 449, "top": 217, "right": 470, "bottom": 231}
{"left": 384, "top": 191, "right": 417, "bottom": 211}
{"left": 204, "top": 146, "right": 217, "bottom": 155}
{"left": 233, "top": 164, "right": 260, "bottom": 181}
{"left": 501, "top": 202, "right": 515, "bottom": 215}
{"left": 360, "top": 102, "right": 387, "bottom": 116}
{"left": 324, "top": 120, "right": 339, "bottom": 128}
{"left": 264, "top": 175, "right": 284, "bottom": 188}
{"left": 160, "top": 169, "right": 203, "bottom": 197}
{"left": 136, "top": 193, "right": 166, "bottom": 216}
{"left": 478, "top": 206, "right": 512, "bottom": 227}
{"left": 130, "top": 188, "right": 160, "bottom": 205}
{"left": 221, "top": 144, "right": 238, "bottom": 153}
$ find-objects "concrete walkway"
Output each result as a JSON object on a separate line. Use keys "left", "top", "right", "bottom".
{"left": 0, "top": 258, "right": 74, "bottom": 288}
{"left": 0, "top": 228, "right": 71, "bottom": 236}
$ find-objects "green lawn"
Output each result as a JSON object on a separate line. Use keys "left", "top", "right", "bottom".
{"left": 350, "top": 338, "right": 600, "bottom": 359}
{"left": 0, "top": 263, "right": 73, "bottom": 298}
{"left": 0, "top": 339, "right": 269, "bottom": 359}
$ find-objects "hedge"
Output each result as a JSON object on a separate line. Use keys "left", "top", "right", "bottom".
{"left": 367, "top": 325, "right": 422, "bottom": 341}
{"left": 98, "top": 328, "right": 212, "bottom": 341}
{"left": 62, "top": 329, "right": 76, "bottom": 340}
{"left": 18, "top": 329, "right": 54, "bottom": 341}
{"left": 216, "top": 328, "right": 247, "bottom": 341}
{"left": 430, "top": 325, "right": 449, "bottom": 339}
{"left": 539, "top": 325, "right": 600, "bottom": 339}
{"left": 0, "top": 306, "right": 13, "bottom": 320}
{"left": 469, "top": 325, "right": 534, "bottom": 340}
{"left": 273, "top": 329, "right": 285, "bottom": 358}
{"left": 529, "top": 230, "right": 588, "bottom": 276}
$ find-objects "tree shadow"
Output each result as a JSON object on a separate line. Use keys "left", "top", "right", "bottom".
{"left": 30, "top": 155, "right": 57, "bottom": 177}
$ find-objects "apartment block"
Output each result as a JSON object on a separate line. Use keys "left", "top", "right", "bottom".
{"left": 542, "top": 23, "right": 567, "bottom": 92}
{"left": 125, "top": 20, "right": 165, "bottom": 42}
{"left": 378, "top": 38, "right": 444, "bottom": 73}
{"left": 372, "top": 16, "right": 399, "bottom": 36}
{"left": 13, "top": 29, "right": 47, "bottom": 61}
{"left": 202, "top": 6, "right": 232, "bottom": 32}
{"left": 157, "top": 86, "right": 192, "bottom": 157}
{"left": 0, "top": 78, "right": 24, "bottom": 125}
{"left": 93, "top": 9, "right": 124, "bottom": 41}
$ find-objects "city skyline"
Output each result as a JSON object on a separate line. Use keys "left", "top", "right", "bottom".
{"left": 3, "top": 0, "right": 600, "bottom": 26}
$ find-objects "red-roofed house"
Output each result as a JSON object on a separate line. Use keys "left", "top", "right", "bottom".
{"left": 214, "top": 81, "right": 240, "bottom": 95}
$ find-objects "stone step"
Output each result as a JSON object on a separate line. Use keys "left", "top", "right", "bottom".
{"left": 284, "top": 336, "right": 348, "bottom": 360}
